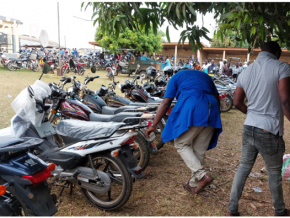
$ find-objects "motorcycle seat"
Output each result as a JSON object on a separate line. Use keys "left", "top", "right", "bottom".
{"left": 101, "top": 105, "right": 140, "bottom": 115}
{"left": 56, "top": 120, "right": 125, "bottom": 140}
{"left": 0, "top": 136, "right": 24, "bottom": 148}
{"left": 0, "top": 136, "right": 43, "bottom": 153}
{"left": 90, "top": 112, "right": 143, "bottom": 124}
{"left": 147, "top": 97, "right": 163, "bottom": 103}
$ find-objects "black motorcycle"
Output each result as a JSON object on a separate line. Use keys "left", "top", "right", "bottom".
{"left": 7, "top": 53, "right": 39, "bottom": 72}
{"left": 0, "top": 136, "right": 57, "bottom": 216}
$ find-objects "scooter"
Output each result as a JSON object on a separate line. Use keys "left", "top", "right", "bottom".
{"left": 0, "top": 136, "right": 57, "bottom": 216}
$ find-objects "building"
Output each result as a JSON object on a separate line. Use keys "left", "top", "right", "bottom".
{"left": 158, "top": 42, "right": 290, "bottom": 65}
{"left": 19, "top": 35, "right": 59, "bottom": 49}
{"left": 0, "top": 15, "right": 22, "bottom": 53}
{"left": 88, "top": 41, "right": 290, "bottom": 64}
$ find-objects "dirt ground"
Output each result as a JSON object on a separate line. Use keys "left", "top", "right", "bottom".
{"left": 0, "top": 67, "right": 289, "bottom": 216}
{"left": 52, "top": 109, "right": 290, "bottom": 216}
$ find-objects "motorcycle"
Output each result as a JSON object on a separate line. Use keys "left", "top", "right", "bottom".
{"left": 0, "top": 136, "right": 57, "bottom": 216}
{"left": 8, "top": 64, "right": 146, "bottom": 211}
{"left": 7, "top": 53, "right": 39, "bottom": 72}
{"left": 0, "top": 53, "right": 9, "bottom": 68}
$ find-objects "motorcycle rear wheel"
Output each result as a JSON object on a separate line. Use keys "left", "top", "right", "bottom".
{"left": 109, "top": 74, "right": 114, "bottom": 81}
{"left": 0, "top": 182, "right": 35, "bottom": 216}
{"left": 82, "top": 153, "right": 133, "bottom": 211}
{"left": 134, "top": 132, "right": 150, "bottom": 170}
{"left": 153, "top": 121, "right": 165, "bottom": 150}
{"left": 7, "top": 62, "right": 16, "bottom": 71}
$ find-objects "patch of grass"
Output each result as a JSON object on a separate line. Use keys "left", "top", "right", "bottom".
{"left": 1, "top": 66, "right": 290, "bottom": 216}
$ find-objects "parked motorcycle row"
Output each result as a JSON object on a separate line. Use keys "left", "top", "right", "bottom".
{"left": 0, "top": 63, "right": 174, "bottom": 215}
{"left": 1, "top": 52, "right": 40, "bottom": 72}
{"left": 0, "top": 59, "right": 237, "bottom": 215}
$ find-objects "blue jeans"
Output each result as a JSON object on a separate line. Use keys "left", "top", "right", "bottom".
{"left": 228, "top": 125, "right": 286, "bottom": 215}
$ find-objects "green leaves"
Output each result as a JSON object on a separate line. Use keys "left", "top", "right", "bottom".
{"left": 83, "top": 2, "right": 290, "bottom": 52}
{"left": 250, "top": 26, "right": 256, "bottom": 36}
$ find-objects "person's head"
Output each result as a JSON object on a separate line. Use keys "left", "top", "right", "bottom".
{"left": 204, "top": 59, "right": 208, "bottom": 64}
{"left": 211, "top": 60, "right": 215, "bottom": 65}
{"left": 239, "top": 62, "right": 243, "bottom": 66}
{"left": 261, "top": 41, "right": 282, "bottom": 59}
{"left": 166, "top": 56, "right": 169, "bottom": 59}
{"left": 247, "top": 61, "right": 251, "bottom": 66}
{"left": 223, "top": 59, "right": 227, "bottom": 64}
{"left": 235, "top": 63, "right": 239, "bottom": 68}
{"left": 186, "top": 59, "right": 189, "bottom": 64}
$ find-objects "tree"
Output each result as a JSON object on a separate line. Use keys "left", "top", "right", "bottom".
{"left": 95, "top": 26, "right": 165, "bottom": 53}
{"left": 81, "top": 2, "right": 290, "bottom": 52}
{"left": 210, "top": 30, "right": 249, "bottom": 48}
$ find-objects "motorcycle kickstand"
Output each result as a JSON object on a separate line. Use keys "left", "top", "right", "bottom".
{"left": 54, "top": 181, "right": 69, "bottom": 207}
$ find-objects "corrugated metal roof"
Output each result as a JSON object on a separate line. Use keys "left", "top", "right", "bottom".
{"left": 19, "top": 35, "right": 59, "bottom": 48}
{"left": 0, "top": 15, "right": 23, "bottom": 24}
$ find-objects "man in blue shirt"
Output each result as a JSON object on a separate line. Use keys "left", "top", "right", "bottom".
{"left": 165, "top": 56, "right": 171, "bottom": 67}
{"left": 146, "top": 69, "right": 222, "bottom": 195}
{"left": 183, "top": 59, "right": 191, "bottom": 69}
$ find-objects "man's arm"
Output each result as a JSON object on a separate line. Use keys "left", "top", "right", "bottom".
{"left": 278, "top": 77, "right": 290, "bottom": 121}
{"left": 234, "top": 87, "right": 247, "bottom": 114}
{"left": 145, "top": 98, "right": 173, "bottom": 138}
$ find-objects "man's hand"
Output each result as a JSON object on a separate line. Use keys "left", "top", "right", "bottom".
{"left": 145, "top": 126, "right": 156, "bottom": 139}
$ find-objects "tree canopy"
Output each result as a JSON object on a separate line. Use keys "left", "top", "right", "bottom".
{"left": 82, "top": 2, "right": 290, "bottom": 52}
{"left": 210, "top": 30, "right": 249, "bottom": 48}
{"left": 95, "top": 26, "right": 165, "bottom": 53}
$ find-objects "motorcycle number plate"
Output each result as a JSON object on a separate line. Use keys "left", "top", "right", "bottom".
{"left": 146, "top": 132, "right": 156, "bottom": 142}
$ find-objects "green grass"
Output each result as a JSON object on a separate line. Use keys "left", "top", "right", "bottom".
{"left": 0, "top": 66, "right": 129, "bottom": 129}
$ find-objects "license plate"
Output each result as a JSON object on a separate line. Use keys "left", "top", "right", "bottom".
{"left": 146, "top": 132, "right": 156, "bottom": 142}
{"left": 51, "top": 64, "right": 54, "bottom": 68}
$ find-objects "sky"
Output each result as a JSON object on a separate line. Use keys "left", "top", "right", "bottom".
{"left": 0, "top": 0, "right": 217, "bottom": 49}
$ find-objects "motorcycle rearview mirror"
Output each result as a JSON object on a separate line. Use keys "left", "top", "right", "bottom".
{"left": 91, "top": 66, "right": 96, "bottom": 74}
{"left": 39, "top": 62, "right": 50, "bottom": 80}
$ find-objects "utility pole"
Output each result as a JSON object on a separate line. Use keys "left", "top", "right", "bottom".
{"left": 57, "top": 2, "right": 62, "bottom": 76}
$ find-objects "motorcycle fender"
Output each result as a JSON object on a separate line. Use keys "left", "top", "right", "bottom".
{"left": 118, "top": 145, "right": 144, "bottom": 179}
{"left": 6, "top": 178, "right": 57, "bottom": 216}
{"left": 0, "top": 195, "right": 18, "bottom": 216}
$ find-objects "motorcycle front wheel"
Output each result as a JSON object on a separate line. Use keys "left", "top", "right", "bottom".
{"left": 220, "top": 95, "right": 233, "bottom": 112}
{"left": 82, "top": 153, "right": 133, "bottom": 211}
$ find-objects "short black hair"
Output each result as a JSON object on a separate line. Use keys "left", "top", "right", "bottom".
{"left": 261, "top": 41, "right": 282, "bottom": 59}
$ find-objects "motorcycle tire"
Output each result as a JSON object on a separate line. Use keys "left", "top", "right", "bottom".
{"left": 154, "top": 121, "right": 165, "bottom": 150}
{"left": 82, "top": 153, "right": 133, "bottom": 211}
{"left": 220, "top": 95, "right": 233, "bottom": 113}
{"left": 134, "top": 132, "right": 150, "bottom": 170}
{"left": 32, "top": 64, "right": 39, "bottom": 72}
{"left": 0, "top": 179, "right": 35, "bottom": 216}
{"left": 109, "top": 74, "right": 114, "bottom": 81}
{"left": 7, "top": 62, "right": 16, "bottom": 71}
{"left": 78, "top": 67, "right": 85, "bottom": 76}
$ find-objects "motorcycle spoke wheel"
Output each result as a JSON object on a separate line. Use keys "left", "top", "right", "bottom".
{"left": 133, "top": 132, "right": 150, "bottom": 170}
{"left": 153, "top": 121, "right": 164, "bottom": 150}
{"left": 82, "top": 154, "right": 132, "bottom": 211}
{"left": 220, "top": 95, "right": 233, "bottom": 112}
